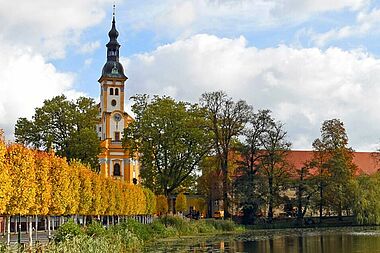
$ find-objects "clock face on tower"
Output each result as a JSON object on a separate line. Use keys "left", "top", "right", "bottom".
{"left": 114, "top": 113, "right": 122, "bottom": 122}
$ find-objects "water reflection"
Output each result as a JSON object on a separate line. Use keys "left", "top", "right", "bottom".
{"left": 143, "top": 227, "right": 380, "bottom": 253}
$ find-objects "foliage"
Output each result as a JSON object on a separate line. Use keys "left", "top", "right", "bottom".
{"left": 33, "top": 152, "right": 53, "bottom": 215}
{"left": 175, "top": 192, "right": 188, "bottom": 213}
{"left": 156, "top": 195, "right": 169, "bottom": 215}
{"left": 6, "top": 144, "right": 36, "bottom": 215}
{"left": 0, "top": 130, "right": 11, "bottom": 214}
{"left": 49, "top": 155, "right": 71, "bottom": 215}
{"left": 311, "top": 119, "right": 357, "bottom": 219}
{"left": 352, "top": 173, "right": 380, "bottom": 225}
{"left": 54, "top": 219, "right": 83, "bottom": 243}
{"left": 143, "top": 188, "right": 156, "bottom": 215}
{"left": 123, "top": 95, "right": 212, "bottom": 196}
{"left": 0, "top": 133, "right": 153, "bottom": 217}
{"left": 234, "top": 110, "right": 291, "bottom": 222}
{"left": 200, "top": 91, "right": 252, "bottom": 217}
{"left": 86, "top": 221, "right": 107, "bottom": 237}
{"left": 78, "top": 162, "right": 93, "bottom": 215}
{"left": 14, "top": 95, "right": 101, "bottom": 170}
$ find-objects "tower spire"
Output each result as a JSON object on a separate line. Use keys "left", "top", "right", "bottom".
{"left": 99, "top": 5, "right": 127, "bottom": 80}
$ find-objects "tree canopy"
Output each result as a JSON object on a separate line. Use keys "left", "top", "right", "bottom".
{"left": 123, "top": 95, "right": 213, "bottom": 196}
{"left": 14, "top": 95, "right": 101, "bottom": 170}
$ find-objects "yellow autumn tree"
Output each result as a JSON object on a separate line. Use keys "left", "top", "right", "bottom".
{"left": 99, "top": 176, "right": 109, "bottom": 216}
{"left": 134, "top": 186, "right": 146, "bottom": 215}
{"left": 105, "top": 178, "right": 116, "bottom": 216}
{"left": 114, "top": 180, "right": 124, "bottom": 215}
{"left": 65, "top": 160, "right": 81, "bottom": 215}
{"left": 6, "top": 144, "right": 36, "bottom": 215}
{"left": 143, "top": 188, "right": 156, "bottom": 215}
{"left": 0, "top": 130, "right": 11, "bottom": 214}
{"left": 78, "top": 163, "right": 93, "bottom": 216}
{"left": 156, "top": 195, "right": 168, "bottom": 216}
{"left": 33, "top": 152, "right": 52, "bottom": 215}
{"left": 91, "top": 173, "right": 103, "bottom": 216}
{"left": 175, "top": 192, "right": 187, "bottom": 213}
{"left": 49, "top": 155, "right": 71, "bottom": 215}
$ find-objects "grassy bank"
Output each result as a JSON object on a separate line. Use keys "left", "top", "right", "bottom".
{"left": 0, "top": 216, "right": 243, "bottom": 253}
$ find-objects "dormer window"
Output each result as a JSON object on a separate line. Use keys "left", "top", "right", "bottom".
{"left": 110, "top": 88, "right": 114, "bottom": 95}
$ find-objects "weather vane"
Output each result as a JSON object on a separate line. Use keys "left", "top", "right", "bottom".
{"left": 113, "top": 3, "right": 116, "bottom": 18}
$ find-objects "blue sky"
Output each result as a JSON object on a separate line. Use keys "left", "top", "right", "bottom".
{"left": 1, "top": 0, "right": 380, "bottom": 150}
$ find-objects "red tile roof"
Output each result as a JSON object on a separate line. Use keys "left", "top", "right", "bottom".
{"left": 286, "top": 150, "right": 380, "bottom": 175}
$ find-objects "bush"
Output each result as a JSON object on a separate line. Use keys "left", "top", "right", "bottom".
{"left": 150, "top": 219, "right": 177, "bottom": 238}
{"left": 54, "top": 219, "right": 83, "bottom": 242}
{"left": 86, "top": 221, "right": 107, "bottom": 237}
{"left": 124, "top": 219, "right": 152, "bottom": 241}
{"left": 48, "top": 234, "right": 124, "bottom": 253}
{"left": 109, "top": 222, "right": 141, "bottom": 249}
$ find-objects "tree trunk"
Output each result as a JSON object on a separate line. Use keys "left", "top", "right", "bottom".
{"left": 48, "top": 216, "right": 51, "bottom": 240}
{"left": 28, "top": 216, "right": 33, "bottom": 247}
{"left": 6, "top": 216, "right": 10, "bottom": 246}
{"left": 268, "top": 176, "right": 274, "bottom": 223}
{"left": 319, "top": 182, "right": 323, "bottom": 224}
{"left": 222, "top": 158, "right": 230, "bottom": 219}
{"left": 35, "top": 215, "right": 38, "bottom": 243}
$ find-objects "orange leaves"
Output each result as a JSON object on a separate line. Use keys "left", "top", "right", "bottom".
{"left": 0, "top": 131, "right": 11, "bottom": 214}
{"left": 6, "top": 144, "right": 36, "bottom": 215}
{"left": 0, "top": 137, "right": 154, "bottom": 216}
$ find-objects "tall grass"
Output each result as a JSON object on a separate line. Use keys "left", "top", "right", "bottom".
{"left": 0, "top": 216, "right": 243, "bottom": 253}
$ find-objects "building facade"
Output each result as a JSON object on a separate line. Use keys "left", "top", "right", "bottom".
{"left": 96, "top": 14, "right": 139, "bottom": 183}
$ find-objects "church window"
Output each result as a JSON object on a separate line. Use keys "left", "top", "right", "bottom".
{"left": 114, "top": 132, "right": 120, "bottom": 141}
{"left": 111, "top": 99, "right": 117, "bottom": 106}
{"left": 115, "top": 88, "right": 119, "bottom": 95}
{"left": 110, "top": 88, "right": 114, "bottom": 95}
{"left": 113, "top": 163, "right": 121, "bottom": 176}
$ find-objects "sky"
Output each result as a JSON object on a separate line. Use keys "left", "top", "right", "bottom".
{"left": 1, "top": 0, "right": 380, "bottom": 151}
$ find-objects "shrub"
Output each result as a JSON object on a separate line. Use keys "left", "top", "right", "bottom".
{"left": 86, "top": 221, "right": 107, "bottom": 237}
{"left": 156, "top": 195, "right": 168, "bottom": 215}
{"left": 54, "top": 219, "right": 83, "bottom": 242}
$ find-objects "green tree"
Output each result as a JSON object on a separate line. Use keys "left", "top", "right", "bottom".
{"left": 15, "top": 95, "right": 101, "bottom": 170}
{"left": 255, "top": 112, "right": 291, "bottom": 222}
{"left": 200, "top": 91, "right": 252, "bottom": 218}
{"left": 352, "top": 173, "right": 380, "bottom": 225}
{"left": 175, "top": 192, "right": 188, "bottom": 213}
{"left": 312, "top": 119, "right": 357, "bottom": 221}
{"left": 156, "top": 195, "right": 168, "bottom": 215}
{"left": 123, "top": 95, "right": 212, "bottom": 196}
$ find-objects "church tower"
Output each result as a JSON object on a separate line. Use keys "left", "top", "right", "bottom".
{"left": 97, "top": 11, "right": 139, "bottom": 183}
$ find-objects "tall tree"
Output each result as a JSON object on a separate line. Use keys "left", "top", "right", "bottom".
{"left": 0, "top": 130, "right": 11, "bottom": 214}
{"left": 15, "top": 95, "right": 101, "bottom": 170}
{"left": 234, "top": 110, "right": 275, "bottom": 223}
{"left": 312, "top": 119, "right": 357, "bottom": 221}
{"left": 123, "top": 95, "right": 212, "bottom": 196}
{"left": 200, "top": 91, "right": 252, "bottom": 218}
{"left": 256, "top": 112, "right": 291, "bottom": 222}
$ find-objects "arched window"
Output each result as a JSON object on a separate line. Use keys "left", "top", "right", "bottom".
{"left": 110, "top": 88, "right": 114, "bottom": 95}
{"left": 113, "top": 163, "right": 121, "bottom": 176}
{"left": 115, "top": 88, "right": 119, "bottom": 95}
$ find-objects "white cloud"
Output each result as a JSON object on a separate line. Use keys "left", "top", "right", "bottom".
{"left": 0, "top": 0, "right": 113, "bottom": 59}
{"left": 123, "top": 34, "right": 380, "bottom": 151}
{"left": 125, "top": 0, "right": 368, "bottom": 37}
{"left": 310, "top": 7, "right": 380, "bottom": 46}
{"left": 79, "top": 41, "right": 101, "bottom": 54}
{"left": 0, "top": 42, "right": 83, "bottom": 140}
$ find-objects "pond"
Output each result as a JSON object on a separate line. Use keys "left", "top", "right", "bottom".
{"left": 143, "top": 227, "right": 380, "bottom": 253}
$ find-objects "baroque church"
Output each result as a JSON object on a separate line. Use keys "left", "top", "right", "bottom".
{"left": 96, "top": 13, "right": 139, "bottom": 184}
